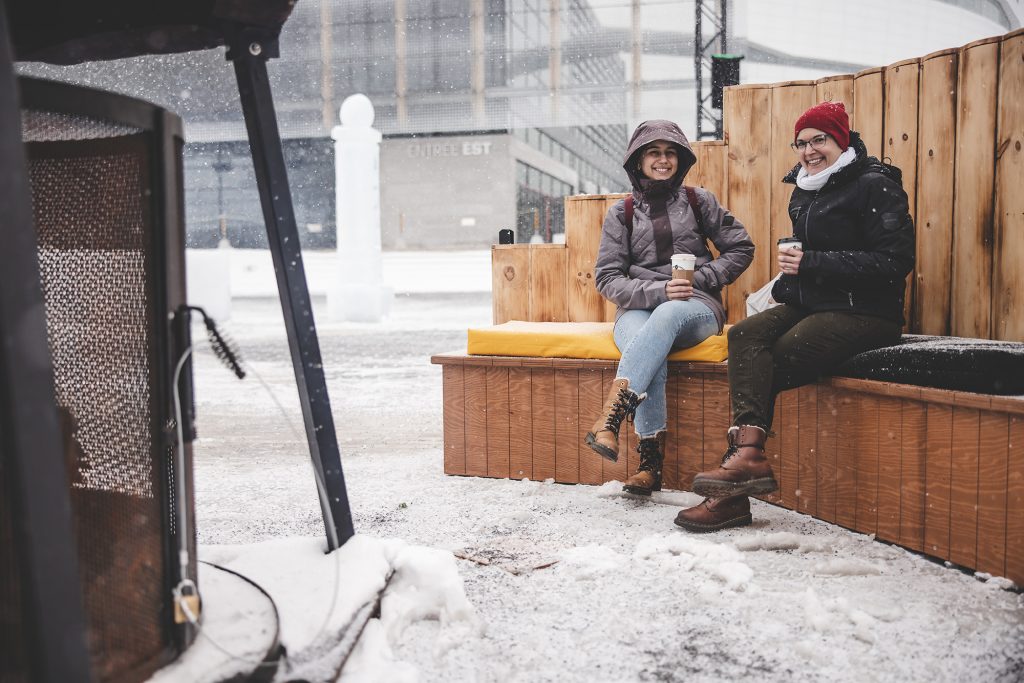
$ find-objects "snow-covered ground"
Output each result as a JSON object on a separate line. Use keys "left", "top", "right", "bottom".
{"left": 161, "top": 249, "right": 1023, "bottom": 682}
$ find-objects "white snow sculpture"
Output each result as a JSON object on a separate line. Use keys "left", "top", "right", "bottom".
{"left": 329, "top": 94, "right": 393, "bottom": 322}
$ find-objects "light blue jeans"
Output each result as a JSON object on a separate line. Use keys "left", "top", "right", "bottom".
{"left": 614, "top": 300, "right": 719, "bottom": 438}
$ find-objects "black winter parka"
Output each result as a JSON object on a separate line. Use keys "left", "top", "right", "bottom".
{"left": 771, "top": 131, "right": 915, "bottom": 324}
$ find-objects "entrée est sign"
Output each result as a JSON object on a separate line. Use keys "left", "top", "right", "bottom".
{"left": 406, "top": 141, "right": 492, "bottom": 158}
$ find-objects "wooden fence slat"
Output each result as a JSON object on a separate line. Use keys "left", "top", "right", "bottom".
{"left": 442, "top": 364, "right": 467, "bottom": 475}
{"left": 949, "top": 407, "right": 980, "bottom": 568}
{"left": 797, "top": 384, "right": 818, "bottom": 516}
{"left": 554, "top": 368, "right": 579, "bottom": 483}
{"left": 577, "top": 368, "right": 605, "bottom": 485}
{"left": 1007, "top": 416, "right": 1024, "bottom": 585}
{"left": 884, "top": 58, "right": 921, "bottom": 331}
{"left": 702, "top": 375, "right": 731, "bottom": 475}
{"left": 816, "top": 385, "right": 838, "bottom": 524}
{"left": 993, "top": 31, "right": 1024, "bottom": 341}
{"left": 900, "top": 401, "right": 927, "bottom": 552}
{"left": 852, "top": 67, "right": 884, "bottom": 159}
{"left": 690, "top": 140, "right": 730, "bottom": 205}
{"left": 529, "top": 244, "right": 568, "bottom": 322}
{"left": 951, "top": 37, "right": 999, "bottom": 339}
{"left": 464, "top": 365, "right": 490, "bottom": 476}
{"left": 722, "top": 84, "right": 772, "bottom": 324}
{"left": 508, "top": 367, "right": 533, "bottom": 480}
{"left": 976, "top": 412, "right": 1009, "bottom": 577}
{"left": 566, "top": 194, "right": 624, "bottom": 323}
{"left": 491, "top": 244, "right": 530, "bottom": 324}
{"left": 770, "top": 83, "right": 816, "bottom": 277}
{"left": 834, "top": 390, "right": 858, "bottom": 529}
{"left": 486, "top": 367, "right": 511, "bottom": 479}
{"left": 662, "top": 369, "right": 680, "bottom": 491}
{"left": 531, "top": 369, "right": 556, "bottom": 480}
{"left": 759, "top": 401, "right": 784, "bottom": 505}
{"left": 876, "top": 396, "right": 902, "bottom": 542}
{"left": 779, "top": 388, "right": 799, "bottom": 510}
{"left": 924, "top": 403, "right": 953, "bottom": 559}
{"left": 855, "top": 395, "right": 879, "bottom": 535}
{"left": 914, "top": 50, "right": 958, "bottom": 335}
{"left": 815, "top": 74, "right": 854, "bottom": 110}
{"left": 677, "top": 372, "right": 704, "bottom": 491}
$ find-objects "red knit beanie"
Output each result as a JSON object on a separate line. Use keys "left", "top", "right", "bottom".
{"left": 794, "top": 101, "right": 850, "bottom": 150}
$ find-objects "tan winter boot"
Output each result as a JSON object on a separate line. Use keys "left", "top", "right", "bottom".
{"left": 691, "top": 425, "right": 777, "bottom": 497}
{"left": 584, "top": 378, "right": 645, "bottom": 462}
{"left": 674, "top": 495, "right": 752, "bottom": 533}
{"left": 622, "top": 432, "right": 666, "bottom": 496}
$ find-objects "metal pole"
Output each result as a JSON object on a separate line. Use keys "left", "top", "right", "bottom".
{"left": 226, "top": 30, "right": 355, "bottom": 550}
{"left": 0, "top": 3, "right": 92, "bottom": 680}
{"left": 694, "top": 0, "right": 702, "bottom": 139}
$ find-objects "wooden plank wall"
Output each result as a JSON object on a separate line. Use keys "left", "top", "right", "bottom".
{"left": 492, "top": 29, "right": 1023, "bottom": 340}
{"left": 435, "top": 354, "right": 1024, "bottom": 584}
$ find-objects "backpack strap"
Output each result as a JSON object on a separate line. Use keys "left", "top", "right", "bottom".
{"left": 624, "top": 194, "right": 634, "bottom": 239}
{"left": 684, "top": 186, "right": 706, "bottom": 234}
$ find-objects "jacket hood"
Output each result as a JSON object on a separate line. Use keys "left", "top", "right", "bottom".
{"left": 623, "top": 120, "right": 697, "bottom": 193}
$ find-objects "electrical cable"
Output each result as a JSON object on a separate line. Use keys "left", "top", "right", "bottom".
{"left": 165, "top": 308, "right": 348, "bottom": 676}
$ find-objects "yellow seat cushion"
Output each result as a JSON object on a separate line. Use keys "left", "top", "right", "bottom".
{"left": 467, "top": 321, "right": 729, "bottom": 362}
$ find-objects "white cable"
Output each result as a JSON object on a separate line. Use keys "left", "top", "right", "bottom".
{"left": 166, "top": 333, "right": 347, "bottom": 670}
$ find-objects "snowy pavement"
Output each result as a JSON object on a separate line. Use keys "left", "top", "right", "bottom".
{"left": 177, "top": 250, "right": 1022, "bottom": 682}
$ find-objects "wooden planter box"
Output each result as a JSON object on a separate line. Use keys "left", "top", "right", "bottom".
{"left": 431, "top": 352, "right": 1024, "bottom": 585}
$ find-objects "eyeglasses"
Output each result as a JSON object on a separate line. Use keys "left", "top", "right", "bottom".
{"left": 790, "top": 134, "right": 830, "bottom": 152}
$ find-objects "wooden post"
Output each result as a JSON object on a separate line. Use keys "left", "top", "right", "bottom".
{"left": 565, "top": 193, "right": 625, "bottom": 322}
{"left": 689, "top": 140, "right": 729, "bottom": 204}
{"left": 722, "top": 84, "right": 772, "bottom": 324}
{"left": 852, "top": 67, "right": 884, "bottom": 159}
{"left": 884, "top": 58, "right": 921, "bottom": 331}
{"left": 951, "top": 36, "right": 1000, "bottom": 339}
{"left": 491, "top": 244, "right": 530, "bottom": 324}
{"left": 770, "top": 81, "right": 816, "bottom": 277}
{"left": 993, "top": 29, "right": 1024, "bottom": 341}
{"left": 914, "top": 48, "right": 958, "bottom": 335}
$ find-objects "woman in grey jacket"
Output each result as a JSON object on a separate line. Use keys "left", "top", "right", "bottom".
{"left": 585, "top": 120, "right": 754, "bottom": 496}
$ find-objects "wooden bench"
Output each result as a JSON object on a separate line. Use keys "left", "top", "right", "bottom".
{"left": 431, "top": 351, "right": 1024, "bottom": 585}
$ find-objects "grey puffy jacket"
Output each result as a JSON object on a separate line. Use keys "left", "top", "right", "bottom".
{"left": 594, "top": 120, "right": 754, "bottom": 331}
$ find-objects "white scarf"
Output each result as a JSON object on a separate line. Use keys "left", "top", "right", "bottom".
{"left": 796, "top": 147, "right": 857, "bottom": 191}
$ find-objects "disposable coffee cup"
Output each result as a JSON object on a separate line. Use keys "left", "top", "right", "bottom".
{"left": 671, "top": 253, "right": 696, "bottom": 282}
{"left": 777, "top": 237, "right": 803, "bottom": 252}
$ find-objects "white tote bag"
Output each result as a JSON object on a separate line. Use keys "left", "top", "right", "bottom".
{"left": 745, "top": 273, "right": 782, "bottom": 317}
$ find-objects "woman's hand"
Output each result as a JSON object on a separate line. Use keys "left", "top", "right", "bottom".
{"left": 666, "top": 278, "right": 693, "bottom": 300}
{"left": 778, "top": 247, "right": 803, "bottom": 276}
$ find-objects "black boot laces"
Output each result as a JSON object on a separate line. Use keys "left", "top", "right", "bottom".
{"left": 719, "top": 430, "right": 739, "bottom": 466}
{"left": 603, "top": 389, "right": 640, "bottom": 434}
{"left": 637, "top": 438, "right": 662, "bottom": 475}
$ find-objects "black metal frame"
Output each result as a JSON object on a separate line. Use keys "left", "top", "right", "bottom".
{"left": 694, "top": 0, "right": 728, "bottom": 140}
{"left": 225, "top": 25, "right": 355, "bottom": 550}
{"left": 7, "top": 71, "right": 198, "bottom": 678}
{"left": 0, "top": 6, "right": 92, "bottom": 682}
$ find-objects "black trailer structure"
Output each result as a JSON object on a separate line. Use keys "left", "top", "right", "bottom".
{"left": 0, "top": 1, "right": 355, "bottom": 680}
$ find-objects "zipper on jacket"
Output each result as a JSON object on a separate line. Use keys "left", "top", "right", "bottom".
{"left": 796, "top": 193, "right": 819, "bottom": 307}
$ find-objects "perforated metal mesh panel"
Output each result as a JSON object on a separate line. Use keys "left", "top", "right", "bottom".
{"left": 12, "top": 109, "right": 174, "bottom": 682}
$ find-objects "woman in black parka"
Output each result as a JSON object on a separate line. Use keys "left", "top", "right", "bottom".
{"left": 676, "top": 101, "right": 916, "bottom": 532}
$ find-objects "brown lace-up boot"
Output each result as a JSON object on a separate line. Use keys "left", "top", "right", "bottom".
{"left": 622, "top": 432, "right": 665, "bottom": 496}
{"left": 584, "top": 378, "right": 645, "bottom": 462}
{"left": 691, "top": 425, "right": 777, "bottom": 497}
{"left": 674, "top": 496, "right": 752, "bottom": 532}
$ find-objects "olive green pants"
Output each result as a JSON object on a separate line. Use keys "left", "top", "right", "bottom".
{"left": 727, "top": 305, "right": 901, "bottom": 430}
